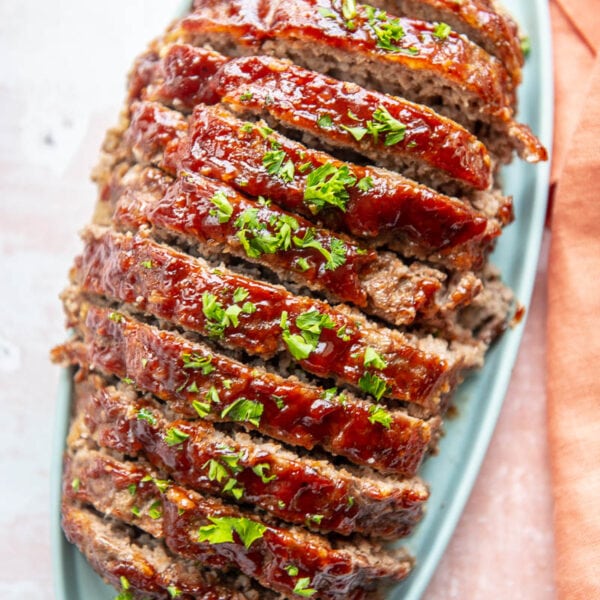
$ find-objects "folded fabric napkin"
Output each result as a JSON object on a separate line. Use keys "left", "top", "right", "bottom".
{"left": 548, "top": 2, "right": 600, "bottom": 598}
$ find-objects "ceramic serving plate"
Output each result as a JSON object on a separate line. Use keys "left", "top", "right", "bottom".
{"left": 51, "top": 0, "right": 553, "bottom": 597}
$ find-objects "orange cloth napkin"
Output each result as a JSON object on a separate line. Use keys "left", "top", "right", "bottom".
{"left": 548, "top": 2, "right": 600, "bottom": 598}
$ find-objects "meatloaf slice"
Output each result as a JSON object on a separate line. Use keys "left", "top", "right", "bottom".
{"left": 71, "top": 373, "right": 429, "bottom": 538}
{"left": 131, "top": 43, "right": 493, "bottom": 192}
{"left": 104, "top": 162, "right": 483, "bottom": 329}
{"left": 162, "top": 103, "right": 503, "bottom": 270}
{"left": 369, "top": 0, "right": 525, "bottom": 84}
{"left": 64, "top": 443, "right": 413, "bottom": 600}
{"left": 53, "top": 300, "right": 440, "bottom": 472}
{"left": 61, "top": 501, "right": 271, "bottom": 600}
{"left": 179, "top": 0, "right": 546, "bottom": 163}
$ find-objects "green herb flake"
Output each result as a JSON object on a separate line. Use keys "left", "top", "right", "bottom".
{"left": 273, "top": 395, "right": 286, "bottom": 409}
{"left": 164, "top": 427, "right": 190, "bottom": 447}
{"left": 137, "top": 407, "right": 157, "bottom": 426}
{"left": 359, "top": 372, "right": 390, "bottom": 401}
{"left": 293, "top": 576, "right": 318, "bottom": 597}
{"left": 182, "top": 352, "right": 215, "bottom": 375}
{"left": 131, "top": 506, "right": 141, "bottom": 518}
{"left": 140, "top": 260, "right": 153, "bottom": 269}
{"left": 127, "top": 483, "right": 137, "bottom": 496}
{"left": 340, "top": 124, "right": 368, "bottom": 141}
{"left": 293, "top": 228, "right": 347, "bottom": 271}
{"left": 285, "top": 565, "right": 299, "bottom": 577}
{"left": 122, "top": 377, "right": 134, "bottom": 385}
{"left": 357, "top": 176, "right": 374, "bottom": 192}
{"left": 317, "top": 6, "right": 337, "bottom": 18}
{"left": 342, "top": 0, "right": 357, "bottom": 20}
{"left": 204, "top": 458, "right": 229, "bottom": 483}
{"left": 221, "top": 398, "right": 264, "bottom": 427}
{"left": 198, "top": 516, "right": 267, "bottom": 549}
{"left": 148, "top": 501, "right": 162, "bottom": 520}
{"left": 308, "top": 514, "right": 324, "bottom": 525}
{"left": 521, "top": 35, "right": 531, "bottom": 58}
{"left": 363, "top": 347, "right": 388, "bottom": 370}
{"left": 223, "top": 477, "right": 245, "bottom": 500}
{"left": 369, "top": 105, "right": 407, "bottom": 146}
{"left": 233, "top": 287, "right": 250, "bottom": 303}
{"left": 296, "top": 257, "right": 310, "bottom": 272}
{"left": 371, "top": 14, "right": 406, "bottom": 51}
{"left": 71, "top": 477, "right": 80, "bottom": 492}
{"left": 303, "top": 163, "right": 357, "bottom": 213}
{"left": 317, "top": 113, "right": 334, "bottom": 128}
{"left": 209, "top": 191, "right": 234, "bottom": 224}
{"left": 108, "top": 312, "right": 124, "bottom": 323}
{"left": 167, "top": 586, "right": 182, "bottom": 598}
{"left": 252, "top": 463, "right": 277, "bottom": 483}
{"left": 239, "top": 122, "right": 254, "bottom": 134}
{"left": 433, "top": 22, "right": 452, "bottom": 40}
{"left": 223, "top": 379, "right": 233, "bottom": 390}
{"left": 368, "top": 404, "right": 393, "bottom": 428}
{"left": 192, "top": 399, "right": 211, "bottom": 418}
{"left": 240, "top": 91, "right": 254, "bottom": 101}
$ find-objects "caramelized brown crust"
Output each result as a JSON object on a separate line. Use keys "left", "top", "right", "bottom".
{"left": 54, "top": 301, "right": 438, "bottom": 474}
{"left": 132, "top": 43, "right": 493, "bottom": 191}
{"left": 106, "top": 163, "right": 482, "bottom": 328}
{"left": 72, "top": 374, "right": 429, "bottom": 538}
{"left": 370, "top": 0, "right": 524, "bottom": 84}
{"left": 64, "top": 447, "right": 413, "bottom": 600}
{"left": 61, "top": 502, "right": 258, "bottom": 600}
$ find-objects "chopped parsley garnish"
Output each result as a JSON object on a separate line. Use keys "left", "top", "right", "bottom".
{"left": 164, "top": 427, "right": 190, "bottom": 447}
{"left": 209, "top": 191, "right": 234, "bottom": 223}
{"left": 293, "top": 229, "right": 347, "bottom": 270}
{"left": 115, "top": 576, "right": 134, "bottom": 600}
{"left": 368, "top": 105, "right": 407, "bottom": 145}
{"left": 308, "top": 514, "right": 324, "bottom": 524}
{"left": 182, "top": 352, "right": 215, "bottom": 375}
{"left": 285, "top": 565, "right": 299, "bottom": 577}
{"left": 317, "top": 114, "right": 334, "bottom": 128}
{"left": 137, "top": 407, "right": 157, "bottom": 426}
{"left": 303, "top": 163, "right": 357, "bottom": 213}
{"left": 296, "top": 257, "right": 310, "bottom": 272}
{"left": 71, "top": 477, "right": 80, "bottom": 492}
{"left": 239, "top": 122, "right": 254, "bottom": 134}
{"left": 108, "top": 312, "right": 124, "bottom": 323}
{"left": 239, "top": 91, "right": 254, "bottom": 101}
{"left": 148, "top": 501, "right": 162, "bottom": 520}
{"left": 167, "top": 586, "right": 182, "bottom": 598}
{"left": 273, "top": 395, "right": 286, "bottom": 409}
{"left": 192, "top": 399, "right": 211, "bottom": 418}
{"left": 340, "top": 123, "right": 368, "bottom": 141}
{"left": 359, "top": 372, "right": 390, "bottom": 401}
{"left": 368, "top": 404, "right": 392, "bottom": 428}
{"left": 357, "top": 176, "right": 374, "bottom": 191}
{"left": 363, "top": 347, "right": 388, "bottom": 370}
{"left": 233, "top": 287, "right": 249, "bottom": 303}
{"left": 252, "top": 463, "right": 277, "bottom": 483}
{"left": 198, "top": 516, "right": 267, "bottom": 549}
{"left": 221, "top": 398, "right": 264, "bottom": 427}
{"left": 370, "top": 14, "right": 406, "bottom": 51}
{"left": 140, "top": 260, "right": 153, "bottom": 269}
{"left": 293, "top": 577, "right": 318, "bottom": 597}
{"left": 433, "top": 22, "right": 452, "bottom": 40}
{"left": 201, "top": 293, "right": 238, "bottom": 338}
{"left": 341, "top": 0, "right": 357, "bottom": 20}
{"left": 128, "top": 483, "right": 137, "bottom": 496}
{"left": 204, "top": 458, "right": 229, "bottom": 483}
{"left": 223, "top": 478, "right": 244, "bottom": 500}
{"left": 317, "top": 6, "right": 337, "bottom": 19}
{"left": 280, "top": 309, "right": 336, "bottom": 360}
{"left": 122, "top": 377, "right": 134, "bottom": 385}
{"left": 521, "top": 35, "right": 531, "bottom": 58}
{"left": 263, "top": 147, "right": 295, "bottom": 182}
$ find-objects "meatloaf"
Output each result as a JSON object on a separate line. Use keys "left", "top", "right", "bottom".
{"left": 52, "top": 0, "right": 546, "bottom": 598}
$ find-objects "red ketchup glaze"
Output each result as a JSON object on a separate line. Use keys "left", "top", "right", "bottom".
{"left": 212, "top": 55, "right": 492, "bottom": 190}
{"left": 76, "top": 230, "right": 452, "bottom": 407}
{"left": 82, "top": 384, "right": 425, "bottom": 538}
{"left": 67, "top": 454, "right": 410, "bottom": 600}
{"left": 170, "top": 105, "right": 490, "bottom": 252}
{"left": 184, "top": 0, "right": 515, "bottom": 110}
{"left": 114, "top": 168, "right": 376, "bottom": 306}
{"left": 163, "top": 487, "right": 410, "bottom": 600}
{"left": 74, "top": 305, "right": 433, "bottom": 476}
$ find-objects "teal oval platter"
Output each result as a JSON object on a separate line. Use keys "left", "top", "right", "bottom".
{"left": 51, "top": 0, "right": 554, "bottom": 597}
